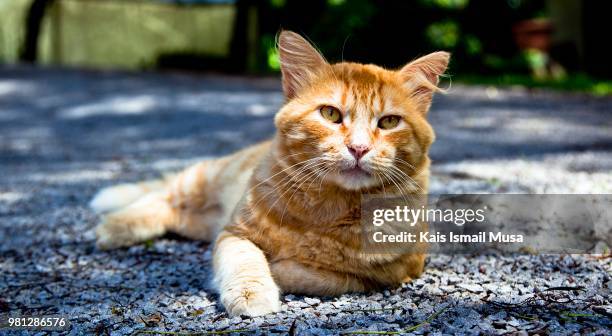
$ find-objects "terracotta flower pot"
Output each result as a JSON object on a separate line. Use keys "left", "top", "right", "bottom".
{"left": 512, "top": 18, "right": 553, "bottom": 52}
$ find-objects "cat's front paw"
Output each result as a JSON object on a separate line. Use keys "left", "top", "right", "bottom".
{"left": 221, "top": 281, "right": 281, "bottom": 317}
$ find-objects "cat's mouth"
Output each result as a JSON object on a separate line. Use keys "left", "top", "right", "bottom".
{"left": 332, "top": 164, "right": 378, "bottom": 190}
{"left": 341, "top": 166, "right": 372, "bottom": 178}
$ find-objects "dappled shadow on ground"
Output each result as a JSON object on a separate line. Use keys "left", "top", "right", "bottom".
{"left": 1, "top": 67, "right": 611, "bottom": 168}
{"left": 1, "top": 67, "right": 611, "bottom": 334}
{"left": 0, "top": 67, "right": 281, "bottom": 168}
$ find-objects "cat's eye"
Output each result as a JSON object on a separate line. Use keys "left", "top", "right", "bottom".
{"left": 320, "top": 106, "right": 342, "bottom": 124}
{"left": 378, "top": 115, "right": 401, "bottom": 129}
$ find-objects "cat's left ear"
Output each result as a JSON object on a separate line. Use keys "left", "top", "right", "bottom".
{"left": 399, "top": 51, "right": 450, "bottom": 114}
{"left": 278, "top": 30, "right": 329, "bottom": 99}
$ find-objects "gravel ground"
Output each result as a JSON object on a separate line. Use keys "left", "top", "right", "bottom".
{"left": 1, "top": 66, "right": 611, "bottom": 335}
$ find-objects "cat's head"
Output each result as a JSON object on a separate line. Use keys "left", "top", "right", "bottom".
{"left": 274, "top": 31, "right": 449, "bottom": 191}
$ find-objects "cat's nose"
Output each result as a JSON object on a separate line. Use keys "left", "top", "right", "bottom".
{"left": 347, "top": 144, "right": 371, "bottom": 161}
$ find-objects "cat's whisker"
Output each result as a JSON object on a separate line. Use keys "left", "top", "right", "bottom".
{"left": 378, "top": 171, "right": 406, "bottom": 206}
{"left": 394, "top": 160, "right": 425, "bottom": 184}
{"left": 278, "top": 164, "right": 329, "bottom": 225}
{"left": 263, "top": 161, "right": 329, "bottom": 223}
{"left": 311, "top": 164, "right": 334, "bottom": 195}
{"left": 394, "top": 157, "right": 417, "bottom": 170}
{"left": 387, "top": 168, "right": 426, "bottom": 215}
{"left": 275, "top": 150, "right": 320, "bottom": 162}
{"left": 369, "top": 157, "right": 425, "bottom": 194}
{"left": 253, "top": 166, "right": 317, "bottom": 217}
{"left": 249, "top": 159, "right": 325, "bottom": 211}
{"left": 373, "top": 172, "right": 388, "bottom": 198}
{"left": 274, "top": 165, "right": 330, "bottom": 227}
{"left": 385, "top": 166, "right": 419, "bottom": 198}
{"left": 394, "top": 157, "right": 427, "bottom": 179}
{"left": 262, "top": 160, "right": 323, "bottom": 200}
{"left": 378, "top": 168, "right": 409, "bottom": 205}
{"left": 316, "top": 166, "right": 336, "bottom": 198}
{"left": 387, "top": 164, "right": 425, "bottom": 194}
{"left": 248, "top": 156, "right": 322, "bottom": 195}
{"left": 384, "top": 166, "right": 420, "bottom": 206}
{"left": 254, "top": 156, "right": 321, "bottom": 192}
{"left": 249, "top": 169, "right": 314, "bottom": 212}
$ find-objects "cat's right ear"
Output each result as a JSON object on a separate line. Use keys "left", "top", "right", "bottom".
{"left": 278, "top": 31, "right": 328, "bottom": 99}
{"left": 399, "top": 51, "right": 450, "bottom": 114}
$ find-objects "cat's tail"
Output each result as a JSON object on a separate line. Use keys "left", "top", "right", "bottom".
{"left": 89, "top": 178, "right": 171, "bottom": 214}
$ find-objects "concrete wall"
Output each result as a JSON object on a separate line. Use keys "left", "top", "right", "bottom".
{"left": 1, "top": 0, "right": 236, "bottom": 69}
{"left": 0, "top": 0, "right": 32, "bottom": 63}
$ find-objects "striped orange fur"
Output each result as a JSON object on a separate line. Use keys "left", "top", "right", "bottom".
{"left": 91, "top": 31, "right": 449, "bottom": 317}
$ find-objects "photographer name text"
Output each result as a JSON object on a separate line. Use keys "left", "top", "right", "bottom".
{"left": 372, "top": 231, "right": 524, "bottom": 243}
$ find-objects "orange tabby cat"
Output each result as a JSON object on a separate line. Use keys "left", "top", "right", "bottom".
{"left": 91, "top": 31, "right": 449, "bottom": 317}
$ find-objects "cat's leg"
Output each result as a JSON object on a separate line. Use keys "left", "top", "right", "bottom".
{"left": 213, "top": 231, "right": 281, "bottom": 317}
{"left": 93, "top": 142, "right": 267, "bottom": 249}
{"left": 95, "top": 190, "right": 177, "bottom": 249}
{"left": 95, "top": 162, "right": 215, "bottom": 249}
{"left": 270, "top": 260, "right": 370, "bottom": 296}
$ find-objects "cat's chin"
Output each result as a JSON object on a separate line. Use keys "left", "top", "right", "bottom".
{"left": 331, "top": 167, "right": 378, "bottom": 191}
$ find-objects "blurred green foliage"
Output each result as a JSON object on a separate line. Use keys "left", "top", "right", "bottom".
{"left": 257, "top": 0, "right": 549, "bottom": 74}
{"left": 262, "top": 34, "right": 280, "bottom": 70}
{"left": 420, "top": 0, "right": 469, "bottom": 10}
{"left": 464, "top": 35, "right": 482, "bottom": 56}
{"left": 256, "top": 0, "right": 610, "bottom": 95}
{"left": 426, "top": 21, "right": 460, "bottom": 49}
{"left": 2, "top": 0, "right": 609, "bottom": 95}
